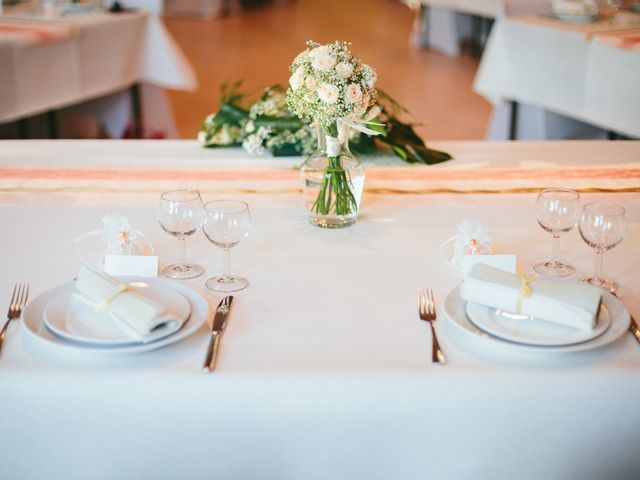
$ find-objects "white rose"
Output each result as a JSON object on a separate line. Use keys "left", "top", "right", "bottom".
{"left": 288, "top": 67, "right": 304, "bottom": 91}
{"left": 309, "top": 45, "right": 330, "bottom": 58}
{"left": 317, "top": 83, "right": 340, "bottom": 104}
{"left": 335, "top": 62, "right": 354, "bottom": 79}
{"left": 346, "top": 83, "right": 362, "bottom": 104}
{"left": 197, "top": 131, "right": 207, "bottom": 143}
{"left": 312, "top": 53, "right": 337, "bottom": 72}
{"left": 205, "top": 114, "right": 215, "bottom": 125}
{"left": 358, "top": 92, "right": 371, "bottom": 111}
{"left": 304, "top": 76, "right": 318, "bottom": 90}
{"left": 363, "top": 65, "right": 377, "bottom": 87}
{"left": 292, "top": 49, "right": 309, "bottom": 65}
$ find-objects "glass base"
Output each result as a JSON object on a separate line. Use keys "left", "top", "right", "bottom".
{"left": 308, "top": 213, "right": 357, "bottom": 229}
{"left": 206, "top": 275, "right": 248, "bottom": 293}
{"left": 533, "top": 260, "right": 575, "bottom": 277}
{"left": 581, "top": 276, "right": 618, "bottom": 294}
{"left": 162, "top": 263, "right": 204, "bottom": 280}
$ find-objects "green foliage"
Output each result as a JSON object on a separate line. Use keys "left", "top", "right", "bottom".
{"left": 198, "top": 81, "right": 452, "bottom": 165}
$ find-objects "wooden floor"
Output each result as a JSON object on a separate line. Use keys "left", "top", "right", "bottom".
{"left": 164, "top": 0, "right": 492, "bottom": 141}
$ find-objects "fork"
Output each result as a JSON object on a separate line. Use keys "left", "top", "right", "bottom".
{"left": 0, "top": 283, "right": 29, "bottom": 356}
{"left": 419, "top": 288, "right": 446, "bottom": 364}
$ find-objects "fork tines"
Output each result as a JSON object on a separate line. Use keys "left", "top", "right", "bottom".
{"left": 9, "top": 283, "right": 29, "bottom": 314}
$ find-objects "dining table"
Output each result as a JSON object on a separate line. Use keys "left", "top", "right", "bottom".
{"left": 0, "top": 139, "right": 639, "bottom": 479}
{"left": 0, "top": 8, "right": 196, "bottom": 138}
{"left": 406, "top": 0, "right": 535, "bottom": 56}
{"left": 474, "top": 9, "right": 640, "bottom": 140}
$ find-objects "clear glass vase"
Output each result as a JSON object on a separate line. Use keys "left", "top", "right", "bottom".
{"left": 300, "top": 124, "right": 365, "bottom": 228}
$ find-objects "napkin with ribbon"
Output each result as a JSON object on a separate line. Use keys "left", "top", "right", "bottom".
{"left": 461, "top": 264, "right": 602, "bottom": 331}
{"left": 74, "top": 266, "right": 184, "bottom": 343}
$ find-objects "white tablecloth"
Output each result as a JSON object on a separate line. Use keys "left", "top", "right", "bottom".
{"left": 474, "top": 13, "right": 640, "bottom": 139}
{"left": 0, "top": 10, "right": 196, "bottom": 137}
{"left": 0, "top": 140, "right": 639, "bottom": 479}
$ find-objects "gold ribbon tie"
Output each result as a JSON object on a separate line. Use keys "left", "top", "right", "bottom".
{"left": 516, "top": 273, "right": 539, "bottom": 314}
{"left": 95, "top": 283, "right": 128, "bottom": 313}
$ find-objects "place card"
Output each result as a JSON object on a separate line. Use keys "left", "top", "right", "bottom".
{"left": 459, "top": 254, "right": 517, "bottom": 277}
{"left": 103, "top": 254, "right": 159, "bottom": 278}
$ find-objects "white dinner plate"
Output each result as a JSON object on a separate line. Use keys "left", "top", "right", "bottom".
{"left": 465, "top": 300, "right": 610, "bottom": 347}
{"left": 551, "top": 13, "right": 598, "bottom": 23}
{"left": 444, "top": 287, "right": 630, "bottom": 354}
{"left": 22, "top": 276, "right": 209, "bottom": 355}
{"left": 43, "top": 283, "right": 191, "bottom": 347}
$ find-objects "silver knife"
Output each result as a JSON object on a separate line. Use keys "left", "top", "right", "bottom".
{"left": 629, "top": 314, "right": 640, "bottom": 345}
{"left": 203, "top": 296, "right": 233, "bottom": 372}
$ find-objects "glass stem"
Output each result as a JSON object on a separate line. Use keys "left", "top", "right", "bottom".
{"left": 595, "top": 250, "right": 605, "bottom": 279}
{"left": 551, "top": 234, "right": 560, "bottom": 265}
{"left": 224, "top": 248, "right": 231, "bottom": 278}
{"left": 180, "top": 237, "right": 187, "bottom": 265}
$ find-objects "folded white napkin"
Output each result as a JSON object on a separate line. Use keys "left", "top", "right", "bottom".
{"left": 74, "top": 266, "right": 183, "bottom": 343}
{"left": 461, "top": 264, "right": 602, "bottom": 331}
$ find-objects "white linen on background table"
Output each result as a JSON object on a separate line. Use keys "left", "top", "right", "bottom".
{"left": 407, "top": 0, "right": 538, "bottom": 56}
{"left": 474, "top": 14, "right": 640, "bottom": 139}
{"left": 0, "top": 189, "right": 639, "bottom": 479}
{"left": 0, "top": 11, "right": 196, "bottom": 137}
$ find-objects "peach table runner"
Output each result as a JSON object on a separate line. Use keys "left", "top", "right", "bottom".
{"left": 0, "top": 140, "right": 638, "bottom": 205}
{"left": 0, "top": 18, "right": 77, "bottom": 45}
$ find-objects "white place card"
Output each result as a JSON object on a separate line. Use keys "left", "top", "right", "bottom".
{"left": 103, "top": 255, "right": 159, "bottom": 278}
{"left": 460, "top": 254, "right": 517, "bottom": 277}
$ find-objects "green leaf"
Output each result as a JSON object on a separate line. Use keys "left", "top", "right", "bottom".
{"left": 213, "top": 102, "right": 249, "bottom": 126}
{"left": 377, "top": 118, "right": 452, "bottom": 165}
{"left": 271, "top": 142, "right": 303, "bottom": 156}
{"left": 253, "top": 115, "right": 304, "bottom": 130}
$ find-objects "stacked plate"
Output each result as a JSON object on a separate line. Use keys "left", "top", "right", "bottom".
{"left": 444, "top": 286, "right": 630, "bottom": 354}
{"left": 22, "top": 276, "right": 209, "bottom": 355}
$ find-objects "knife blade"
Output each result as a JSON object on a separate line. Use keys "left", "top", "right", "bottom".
{"left": 629, "top": 314, "right": 640, "bottom": 345}
{"left": 203, "top": 295, "right": 233, "bottom": 372}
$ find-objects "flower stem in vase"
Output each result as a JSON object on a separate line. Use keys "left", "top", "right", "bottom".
{"left": 312, "top": 126, "right": 358, "bottom": 217}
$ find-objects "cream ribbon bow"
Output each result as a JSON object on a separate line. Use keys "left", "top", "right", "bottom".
{"left": 515, "top": 273, "right": 539, "bottom": 314}
{"left": 94, "top": 283, "right": 128, "bottom": 313}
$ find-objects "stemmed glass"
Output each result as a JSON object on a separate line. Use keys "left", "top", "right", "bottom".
{"left": 202, "top": 200, "right": 251, "bottom": 293}
{"left": 534, "top": 188, "right": 581, "bottom": 277}
{"left": 578, "top": 203, "right": 627, "bottom": 293}
{"left": 157, "top": 190, "right": 205, "bottom": 280}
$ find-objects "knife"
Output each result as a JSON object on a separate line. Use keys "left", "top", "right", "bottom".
{"left": 629, "top": 314, "right": 640, "bottom": 345}
{"left": 203, "top": 296, "right": 233, "bottom": 372}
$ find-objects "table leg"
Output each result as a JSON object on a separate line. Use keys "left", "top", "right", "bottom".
{"left": 410, "top": 5, "right": 430, "bottom": 49}
{"left": 46, "top": 110, "right": 59, "bottom": 139}
{"left": 509, "top": 101, "right": 519, "bottom": 141}
{"left": 16, "top": 118, "right": 28, "bottom": 139}
{"left": 471, "top": 15, "right": 483, "bottom": 57}
{"left": 130, "top": 83, "right": 144, "bottom": 139}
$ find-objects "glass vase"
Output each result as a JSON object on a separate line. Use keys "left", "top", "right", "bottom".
{"left": 300, "top": 124, "right": 365, "bottom": 228}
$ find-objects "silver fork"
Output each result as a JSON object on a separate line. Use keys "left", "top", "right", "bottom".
{"left": 419, "top": 288, "right": 446, "bottom": 364}
{"left": 0, "top": 283, "right": 29, "bottom": 356}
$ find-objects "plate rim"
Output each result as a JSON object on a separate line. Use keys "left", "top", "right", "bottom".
{"left": 444, "top": 286, "right": 630, "bottom": 354}
{"left": 22, "top": 276, "right": 209, "bottom": 355}
{"left": 464, "top": 300, "right": 611, "bottom": 347}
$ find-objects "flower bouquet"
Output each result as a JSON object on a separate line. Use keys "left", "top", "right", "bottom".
{"left": 199, "top": 82, "right": 452, "bottom": 165}
{"left": 286, "top": 40, "right": 387, "bottom": 228}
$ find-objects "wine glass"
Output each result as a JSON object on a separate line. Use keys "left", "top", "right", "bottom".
{"left": 157, "top": 190, "right": 205, "bottom": 280}
{"left": 578, "top": 203, "right": 627, "bottom": 293}
{"left": 202, "top": 200, "right": 251, "bottom": 293}
{"left": 534, "top": 188, "right": 581, "bottom": 277}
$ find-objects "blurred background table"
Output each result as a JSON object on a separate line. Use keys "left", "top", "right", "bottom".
{"left": 407, "top": 0, "right": 534, "bottom": 56}
{"left": 474, "top": 10, "right": 640, "bottom": 140}
{"left": 0, "top": 8, "right": 196, "bottom": 138}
